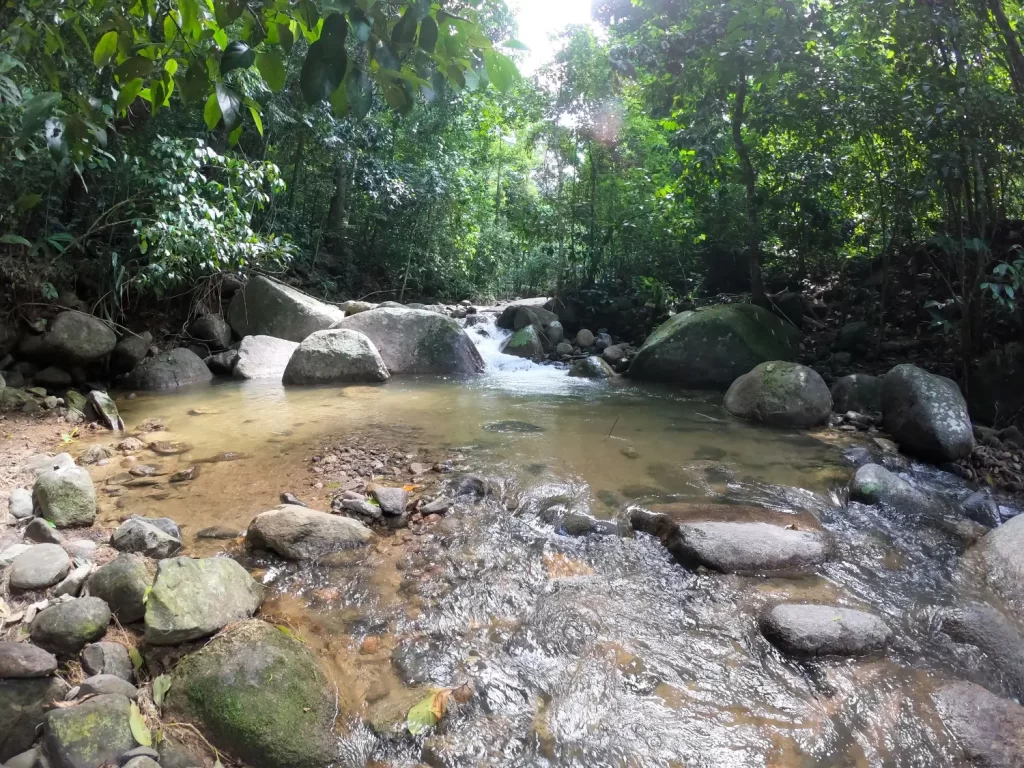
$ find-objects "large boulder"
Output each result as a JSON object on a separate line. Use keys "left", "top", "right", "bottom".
{"left": 189, "top": 314, "right": 232, "bottom": 350}
{"left": 282, "top": 329, "right": 390, "bottom": 385}
{"left": 497, "top": 304, "right": 558, "bottom": 331}
{"left": 246, "top": 505, "right": 373, "bottom": 561}
{"left": 34, "top": 466, "right": 96, "bottom": 528}
{"left": 166, "top": 621, "right": 337, "bottom": 768}
{"left": 42, "top": 312, "right": 116, "bottom": 365}
{"left": 111, "top": 331, "right": 152, "bottom": 374}
{"left": 233, "top": 335, "right": 299, "bottom": 380}
{"left": 87, "top": 555, "right": 153, "bottom": 624}
{"left": 760, "top": 603, "right": 891, "bottom": 657}
{"left": 227, "top": 275, "right": 344, "bottom": 343}
{"left": 831, "top": 374, "right": 883, "bottom": 414}
{"left": 724, "top": 361, "right": 832, "bottom": 428}
{"left": 628, "top": 304, "right": 800, "bottom": 388}
{"left": 933, "top": 681, "right": 1024, "bottom": 767}
{"left": 500, "top": 326, "right": 544, "bottom": 363}
{"left": 338, "top": 308, "right": 484, "bottom": 375}
{"left": 30, "top": 597, "right": 111, "bottom": 656}
{"left": 881, "top": 364, "right": 974, "bottom": 462}
{"left": 9, "top": 544, "right": 71, "bottom": 591}
{"left": 144, "top": 557, "right": 264, "bottom": 645}
{"left": 123, "top": 348, "right": 213, "bottom": 390}
{"left": 974, "top": 514, "right": 1024, "bottom": 610}
{"left": 42, "top": 693, "right": 136, "bottom": 768}
{"left": 0, "top": 676, "right": 69, "bottom": 761}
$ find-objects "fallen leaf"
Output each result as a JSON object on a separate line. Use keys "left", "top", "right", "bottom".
{"left": 153, "top": 674, "right": 172, "bottom": 708}
{"left": 130, "top": 701, "right": 152, "bottom": 746}
{"left": 407, "top": 688, "right": 453, "bottom": 735}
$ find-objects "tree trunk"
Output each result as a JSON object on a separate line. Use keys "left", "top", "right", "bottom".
{"left": 325, "top": 154, "right": 356, "bottom": 253}
{"left": 987, "top": 0, "right": 1024, "bottom": 95}
{"left": 729, "top": 75, "right": 766, "bottom": 306}
{"left": 287, "top": 128, "right": 305, "bottom": 212}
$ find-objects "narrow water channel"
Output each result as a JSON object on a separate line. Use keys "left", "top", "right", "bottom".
{"left": 91, "top": 313, "right": 1001, "bottom": 767}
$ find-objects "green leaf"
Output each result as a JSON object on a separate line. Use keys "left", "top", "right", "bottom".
{"left": 128, "top": 646, "right": 143, "bottom": 673}
{"left": 14, "top": 193, "right": 42, "bottom": 210}
{"left": 130, "top": 702, "right": 152, "bottom": 747}
{"left": 485, "top": 51, "right": 517, "bottom": 93}
{"left": 142, "top": 585, "right": 152, "bottom": 604}
{"left": 221, "top": 41, "right": 255, "bottom": 74}
{"left": 203, "top": 92, "right": 221, "bottom": 130}
{"left": 116, "top": 78, "right": 144, "bottom": 114}
{"left": 329, "top": 79, "right": 347, "bottom": 116}
{"left": 214, "top": 0, "right": 245, "bottom": 28}
{"left": 93, "top": 30, "right": 118, "bottom": 69}
{"left": 248, "top": 104, "right": 263, "bottom": 136}
{"left": 300, "top": 40, "right": 348, "bottom": 105}
{"left": 407, "top": 689, "right": 451, "bottom": 735}
{"left": 347, "top": 66, "right": 372, "bottom": 119}
{"left": 277, "top": 23, "right": 294, "bottom": 53}
{"left": 153, "top": 674, "right": 172, "bottom": 707}
{"left": 418, "top": 17, "right": 438, "bottom": 53}
{"left": 228, "top": 123, "right": 243, "bottom": 146}
{"left": 500, "top": 39, "right": 529, "bottom": 50}
{"left": 392, "top": 10, "right": 417, "bottom": 46}
{"left": 180, "top": 62, "right": 209, "bottom": 105}
{"left": 374, "top": 41, "right": 400, "bottom": 71}
{"left": 215, "top": 83, "right": 242, "bottom": 130}
{"left": 256, "top": 51, "right": 286, "bottom": 92}
{"left": 349, "top": 9, "right": 372, "bottom": 43}
{"left": 115, "top": 56, "right": 152, "bottom": 82}
{"left": 0, "top": 234, "right": 32, "bottom": 248}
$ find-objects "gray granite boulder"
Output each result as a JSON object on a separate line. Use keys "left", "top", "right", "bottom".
{"left": 9, "top": 544, "right": 71, "bottom": 591}
{"left": 282, "top": 329, "right": 390, "bottom": 385}
{"left": 724, "top": 361, "right": 832, "bottom": 428}
{"left": 0, "top": 642, "right": 58, "bottom": 678}
{"left": 42, "top": 312, "right": 116, "bottom": 365}
{"left": 34, "top": 466, "right": 96, "bottom": 528}
{"left": 227, "top": 275, "right": 345, "bottom": 343}
{"left": 760, "top": 603, "right": 891, "bottom": 656}
{"left": 0, "top": 676, "right": 69, "bottom": 761}
{"left": 87, "top": 554, "right": 153, "bottom": 624}
{"left": 30, "top": 597, "right": 111, "bottom": 656}
{"left": 233, "top": 335, "right": 299, "bottom": 380}
{"left": 41, "top": 693, "right": 135, "bottom": 768}
{"left": 246, "top": 505, "right": 373, "bottom": 561}
{"left": 881, "top": 364, "right": 974, "bottom": 462}
{"left": 122, "top": 348, "right": 213, "bottom": 390}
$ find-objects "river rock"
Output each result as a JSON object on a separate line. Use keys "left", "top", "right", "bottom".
{"left": 342, "top": 300, "right": 375, "bottom": 316}
{"left": 30, "top": 597, "right": 111, "bottom": 656}
{"left": 836, "top": 320, "right": 871, "bottom": 350}
{"left": 123, "top": 348, "right": 213, "bottom": 390}
{"left": 933, "top": 681, "right": 1024, "bottom": 767}
{"left": 760, "top": 603, "right": 891, "bottom": 656}
{"left": 501, "top": 325, "right": 545, "bottom": 362}
{"left": 0, "top": 676, "right": 69, "bottom": 761}
{"left": 555, "top": 341, "right": 574, "bottom": 357}
{"left": 371, "top": 486, "right": 408, "bottom": 516}
{"left": 80, "top": 643, "right": 133, "bottom": 681}
{"left": 961, "top": 490, "right": 1001, "bottom": 528}
{"left": 189, "top": 314, "right": 232, "bottom": 350}
{"left": 34, "top": 366, "right": 72, "bottom": 389}
{"left": 24, "top": 517, "right": 64, "bottom": 545}
{"left": 546, "top": 320, "right": 565, "bottom": 347}
{"left": 166, "top": 620, "right": 337, "bottom": 768}
{"left": 497, "top": 304, "right": 558, "bottom": 331}
{"left": 722, "top": 361, "right": 830, "bottom": 428}
{"left": 975, "top": 514, "right": 1024, "bottom": 610}
{"left": 942, "top": 602, "right": 1024, "bottom": 700}
{"left": 568, "top": 356, "right": 616, "bottom": 379}
{"left": 233, "top": 335, "right": 299, "bottom": 380}
{"left": 8, "top": 488, "right": 33, "bottom": 520}
{"left": 9, "top": 544, "right": 71, "bottom": 591}
{"left": 205, "top": 348, "right": 239, "bottom": 376}
{"left": 227, "top": 275, "right": 345, "bottom": 342}
{"left": 576, "top": 329, "right": 595, "bottom": 348}
{"left": 339, "top": 308, "right": 484, "bottom": 375}
{"left": 0, "top": 642, "right": 58, "bottom": 678}
{"left": 55, "top": 565, "right": 92, "bottom": 597}
{"left": 0, "top": 543, "right": 31, "bottom": 568}
{"left": 42, "top": 693, "right": 135, "bottom": 768}
{"left": 246, "top": 505, "right": 373, "bottom": 560}
{"left": 629, "top": 304, "right": 800, "bottom": 388}
{"left": 87, "top": 555, "right": 153, "bottom": 624}
{"left": 831, "top": 374, "right": 883, "bottom": 414}
{"left": 77, "top": 674, "right": 138, "bottom": 700}
{"left": 42, "top": 312, "right": 117, "bottom": 365}
{"left": 23, "top": 452, "right": 74, "bottom": 478}
{"left": 661, "top": 520, "right": 827, "bottom": 573}
{"left": 86, "top": 390, "right": 123, "bottom": 430}
{"left": 282, "top": 329, "right": 390, "bottom": 385}
{"left": 112, "top": 331, "right": 152, "bottom": 374}
{"left": 881, "top": 364, "right": 975, "bottom": 462}
{"left": 34, "top": 466, "right": 96, "bottom": 528}
{"left": 850, "top": 463, "right": 932, "bottom": 514}
{"left": 110, "top": 516, "right": 182, "bottom": 559}
{"left": 144, "top": 557, "right": 264, "bottom": 645}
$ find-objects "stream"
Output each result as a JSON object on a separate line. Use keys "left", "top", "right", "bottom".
{"left": 89, "top": 313, "right": 1009, "bottom": 767}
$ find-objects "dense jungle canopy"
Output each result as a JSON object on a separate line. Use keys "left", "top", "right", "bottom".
{"left": 1, "top": 0, "right": 1023, "bottom": 366}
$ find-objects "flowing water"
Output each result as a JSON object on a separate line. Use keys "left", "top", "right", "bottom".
{"left": 90, "top": 313, "right": 1014, "bottom": 767}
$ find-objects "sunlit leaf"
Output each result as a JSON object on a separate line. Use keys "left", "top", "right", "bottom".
{"left": 93, "top": 30, "right": 118, "bottom": 69}
{"left": 130, "top": 702, "right": 152, "bottom": 746}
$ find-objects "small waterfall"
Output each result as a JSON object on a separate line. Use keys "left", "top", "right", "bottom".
{"left": 464, "top": 313, "right": 551, "bottom": 373}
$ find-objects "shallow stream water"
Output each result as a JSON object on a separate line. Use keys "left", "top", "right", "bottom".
{"left": 90, "top": 314, "right": 1015, "bottom": 767}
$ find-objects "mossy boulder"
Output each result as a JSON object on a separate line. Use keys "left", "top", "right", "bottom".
{"left": 42, "top": 693, "right": 135, "bottom": 768}
{"left": 30, "top": 598, "right": 111, "bottom": 656}
{"left": 0, "top": 677, "right": 69, "bottom": 761}
{"left": 628, "top": 304, "right": 800, "bottom": 388}
{"left": 33, "top": 466, "right": 96, "bottom": 528}
{"left": 144, "top": 557, "right": 264, "bottom": 645}
{"left": 42, "top": 312, "right": 116, "bottom": 365}
{"left": 724, "top": 361, "right": 832, "bottom": 428}
{"left": 338, "top": 308, "right": 483, "bottom": 375}
{"left": 500, "top": 325, "right": 544, "bottom": 363}
{"left": 881, "top": 364, "right": 975, "bottom": 462}
{"left": 87, "top": 554, "right": 153, "bottom": 624}
{"left": 166, "top": 621, "right": 337, "bottom": 768}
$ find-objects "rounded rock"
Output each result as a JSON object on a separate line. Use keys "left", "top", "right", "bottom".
{"left": 724, "top": 361, "right": 832, "bottom": 428}
{"left": 9, "top": 544, "right": 71, "bottom": 591}
{"left": 760, "top": 603, "right": 891, "bottom": 657}
{"left": 30, "top": 597, "right": 111, "bottom": 656}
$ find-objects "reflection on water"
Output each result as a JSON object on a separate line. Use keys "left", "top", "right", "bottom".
{"left": 89, "top": 319, "right": 999, "bottom": 767}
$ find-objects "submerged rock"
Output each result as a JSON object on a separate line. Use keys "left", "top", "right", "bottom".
{"left": 881, "top": 364, "right": 975, "bottom": 462}
{"left": 849, "top": 464, "right": 933, "bottom": 514}
{"left": 974, "top": 514, "right": 1024, "bottom": 610}
{"left": 166, "top": 620, "right": 338, "bottom": 768}
{"left": 724, "top": 361, "right": 832, "bottom": 427}
{"left": 338, "top": 308, "right": 484, "bottom": 375}
{"left": 568, "top": 356, "right": 617, "bottom": 379}
{"left": 144, "top": 557, "right": 264, "bottom": 645}
{"left": 831, "top": 374, "right": 883, "bottom": 414}
{"left": 30, "top": 597, "right": 111, "bottom": 656}
{"left": 0, "top": 676, "right": 69, "bottom": 761}
{"left": 123, "top": 348, "right": 214, "bottom": 390}
{"left": 9, "top": 543, "right": 71, "bottom": 591}
{"left": 233, "top": 335, "right": 300, "bottom": 380}
{"left": 629, "top": 304, "right": 800, "bottom": 389}
{"left": 34, "top": 466, "right": 96, "bottom": 528}
{"left": 760, "top": 603, "right": 891, "bottom": 657}
{"left": 87, "top": 554, "right": 153, "bottom": 624}
{"left": 501, "top": 325, "right": 545, "bottom": 362}
{"left": 282, "top": 328, "right": 390, "bottom": 385}
{"left": 246, "top": 505, "right": 373, "bottom": 561}
{"left": 42, "top": 311, "right": 116, "bottom": 365}
{"left": 42, "top": 693, "right": 135, "bottom": 768}
{"left": 942, "top": 602, "right": 1024, "bottom": 700}
{"left": 933, "top": 681, "right": 1024, "bottom": 767}
{"left": 227, "top": 275, "right": 345, "bottom": 343}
